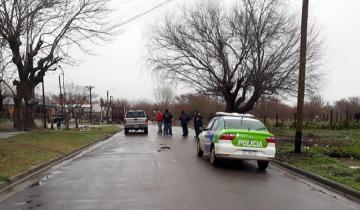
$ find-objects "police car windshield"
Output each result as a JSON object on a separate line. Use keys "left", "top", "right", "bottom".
{"left": 224, "top": 118, "right": 267, "bottom": 131}
{"left": 126, "top": 111, "right": 145, "bottom": 118}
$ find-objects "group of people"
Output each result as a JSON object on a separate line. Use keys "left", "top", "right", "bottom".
{"left": 155, "top": 109, "right": 204, "bottom": 139}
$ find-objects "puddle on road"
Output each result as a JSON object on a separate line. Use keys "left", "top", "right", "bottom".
{"left": 51, "top": 170, "right": 63, "bottom": 174}
{"left": 30, "top": 181, "right": 43, "bottom": 188}
{"left": 157, "top": 146, "right": 171, "bottom": 152}
{"left": 41, "top": 174, "right": 54, "bottom": 181}
{"left": 27, "top": 203, "right": 42, "bottom": 209}
{"left": 14, "top": 200, "right": 32, "bottom": 206}
{"left": 30, "top": 174, "right": 53, "bottom": 188}
{"left": 14, "top": 200, "right": 43, "bottom": 209}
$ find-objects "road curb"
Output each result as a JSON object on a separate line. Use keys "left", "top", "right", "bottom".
{"left": 273, "top": 160, "right": 360, "bottom": 201}
{"left": 0, "top": 131, "right": 119, "bottom": 196}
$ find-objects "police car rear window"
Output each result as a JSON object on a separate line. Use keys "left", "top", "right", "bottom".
{"left": 224, "top": 119, "right": 267, "bottom": 131}
{"left": 126, "top": 111, "right": 146, "bottom": 118}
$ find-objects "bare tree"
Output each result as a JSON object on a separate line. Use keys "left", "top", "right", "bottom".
{"left": 0, "top": 0, "right": 115, "bottom": 130}
{"left": 304, "top": 94, "right": 325, "bottom": 122}
{"left": 335, "top": 97, "right": 360, "bottom": 115}
{"left": 65, "top": 83, "right": 88, "bottom": 129}
{"left": 0, "top": 38, "right": 16, "bottom": 116}
{"left": 153, "top": 82, "right": 175, "bottom": 109}
{"left": 148, "top": 0, "right": 321, "bottom": 113}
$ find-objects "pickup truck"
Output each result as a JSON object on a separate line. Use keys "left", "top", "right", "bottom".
{"left": 124, "top": 110, "right": 148, "bottom": 135}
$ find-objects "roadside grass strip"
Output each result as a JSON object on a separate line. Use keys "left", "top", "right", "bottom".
{"left": 0, "top": 126, "right": 120, "bottom": 181}
{"left": 271, "top": 127, "right": 360, "bottom": 191}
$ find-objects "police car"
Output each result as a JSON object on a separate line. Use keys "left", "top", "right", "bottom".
{"left": 197, "top": 112, "right": 276, "bottom": 170}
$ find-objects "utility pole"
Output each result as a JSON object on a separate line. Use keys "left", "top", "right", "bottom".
{"left": 109, "top": 96, "right": 113, "bottom": 123}
{"left": 62, "top": 71, "right": 68, "bottom": 128}
{"left": 106, "top": 90, "right": 109, "bottom": 123}
{"left": 295, "top": 0, "right": 309, "bottom": 154}
{"left": 42, "top": 78, "right": 47, "bottom": 129}
{"left": 58, "top": 76, "right": 64, "bottom": 126}
{"left": 86, "top": 86, "right": 95, "bottom": 123}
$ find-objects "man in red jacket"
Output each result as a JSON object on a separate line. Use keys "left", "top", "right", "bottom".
{"left": 155, "top": 109, "right": 164, "bottom": 134}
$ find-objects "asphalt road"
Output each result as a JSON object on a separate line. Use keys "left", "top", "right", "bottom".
{"left": 0, "top": 125, "right": 359, "bottom": 210}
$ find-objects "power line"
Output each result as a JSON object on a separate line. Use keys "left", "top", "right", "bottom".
{"left": 42, "top": 0, "right": 177, "bottom": 99}
{"left": 118, "top": 0, "right": 176, "bottom": 27}
{"left": 119, "top": 0, "right": 164, "bottom": 18}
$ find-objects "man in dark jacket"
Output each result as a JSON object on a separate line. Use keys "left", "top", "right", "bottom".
{"left": 193, "top": 111, "right": 203, "bottom": 140}
{"left": 163, "top": 109, "right": 173, "bottom": 136}
{"left": 179, "top": 110, "right": 191, "bottom": 137}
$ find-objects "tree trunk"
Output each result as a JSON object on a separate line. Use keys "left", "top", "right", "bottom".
{"left": 23, "top": 84, "right": 36, "bottom": 130}
{"left": 24, "top": 103, "right": 35, "bottom": 131}
{"left": 225, "top": 103, "right": 236, "bottom": 112}
{"left": 224, "top": 92, "right": 237, "bottom": 113}
{"left": 75, "top": 111, "right": 79, "bottom": 129}
{"left": 75, "top": 118, "right": 79, "bottom": 129}
{"left": 13, "top": 97, "right": 22, "bottom": 130}
{"left": 14, "top": 82, "right": 36, "bottom": 131}
{"left": 224, "top": 95, "right": 260, "bottom": 114}
{"left": 0, "top": 93, "right": 5, "bottom": 113}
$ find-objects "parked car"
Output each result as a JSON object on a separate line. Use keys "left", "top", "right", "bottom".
{"left": 197, "top": 112, "right": 276, "bottom": 170}
{"left": 124, "top": 110, "right": 148, "bottom": 135}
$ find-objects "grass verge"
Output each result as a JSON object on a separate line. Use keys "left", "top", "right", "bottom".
{"left": 270, "top": 127, "right": 360, "bottom": 191}
{"left": 0, "top": 126, "right": 120, "bottom": 181}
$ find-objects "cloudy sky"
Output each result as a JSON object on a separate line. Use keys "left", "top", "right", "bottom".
{"left": 43, "top": 0, "right": 360, "bottom": 105}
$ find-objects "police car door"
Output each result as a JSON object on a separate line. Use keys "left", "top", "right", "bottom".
{"left": 204, "top": 118, "right": 219, "bottom": 154}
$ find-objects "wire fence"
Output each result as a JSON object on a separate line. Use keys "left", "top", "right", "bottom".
{"left": 261, "top": 109, "right": 360, "bottom": 129}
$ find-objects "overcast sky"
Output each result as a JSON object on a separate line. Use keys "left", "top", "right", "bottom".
{"left": 42, "top": 0, "right": 360, "bottom": 105}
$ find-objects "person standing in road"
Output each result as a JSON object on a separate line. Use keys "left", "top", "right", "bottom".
{"left": 179, "top": 110, "right": 191, "bottom": 137}
{"left": 163, "top": 109, "right": 173, "bottom": 136}
{"left": 194, "top": 111, "right": 203, "bottom": 140}
{"left": 155, "top": 109, "right": 164, "bottom": 134}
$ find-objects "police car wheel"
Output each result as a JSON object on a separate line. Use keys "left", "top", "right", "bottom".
{"left": 210, "top": 146, "right": 219, "bottom": 166}
{"left": 197, "top": 140, "right": 203, "bottom": 157}
{"left": 257, "top": 160, "right": 269, "bottom": 170}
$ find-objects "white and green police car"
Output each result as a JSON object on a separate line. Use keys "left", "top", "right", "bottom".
{"left": 197, "top": 112, "right": 276, "bottom": 170}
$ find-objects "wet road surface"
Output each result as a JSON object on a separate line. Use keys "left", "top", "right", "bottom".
{"left": 0, "top": 125, "right": 359, "bottom": 210}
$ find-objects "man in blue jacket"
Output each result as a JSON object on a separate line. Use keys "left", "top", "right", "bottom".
{"left": 179, "top": 110, "right": 191, "bottom": 137}
{"left": 193, "top": 111, "right": 203, "bottom": 140}
{"left": 163, "top": 109, "right": 173, "bottom": 136}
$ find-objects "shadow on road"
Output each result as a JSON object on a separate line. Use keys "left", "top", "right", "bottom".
{"left": 210, "top": 159, "right": 268, "bottom": 174}
{"left": 124, "top": 132, "right": 148, "bottom": 136}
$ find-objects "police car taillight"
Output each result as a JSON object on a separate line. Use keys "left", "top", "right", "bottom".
{"left": 220, "top": 134, "right": 236, "bottom": 140}
{"left": 266, "top": 137, "right": 276, "bottom": 144}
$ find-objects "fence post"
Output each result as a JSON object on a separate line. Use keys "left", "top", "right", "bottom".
{"left": 336, "top": 112, "right": 338, "bottom": 123}
{"left": 276, "top": 114, "right": 279, "bottom": 127}
{"left": 330, "top": 109, "right": 333, "bottom": 128}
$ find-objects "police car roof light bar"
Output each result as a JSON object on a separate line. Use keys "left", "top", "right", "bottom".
{"left": 215, "top": 112, "right": 254, "bottom": 118}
